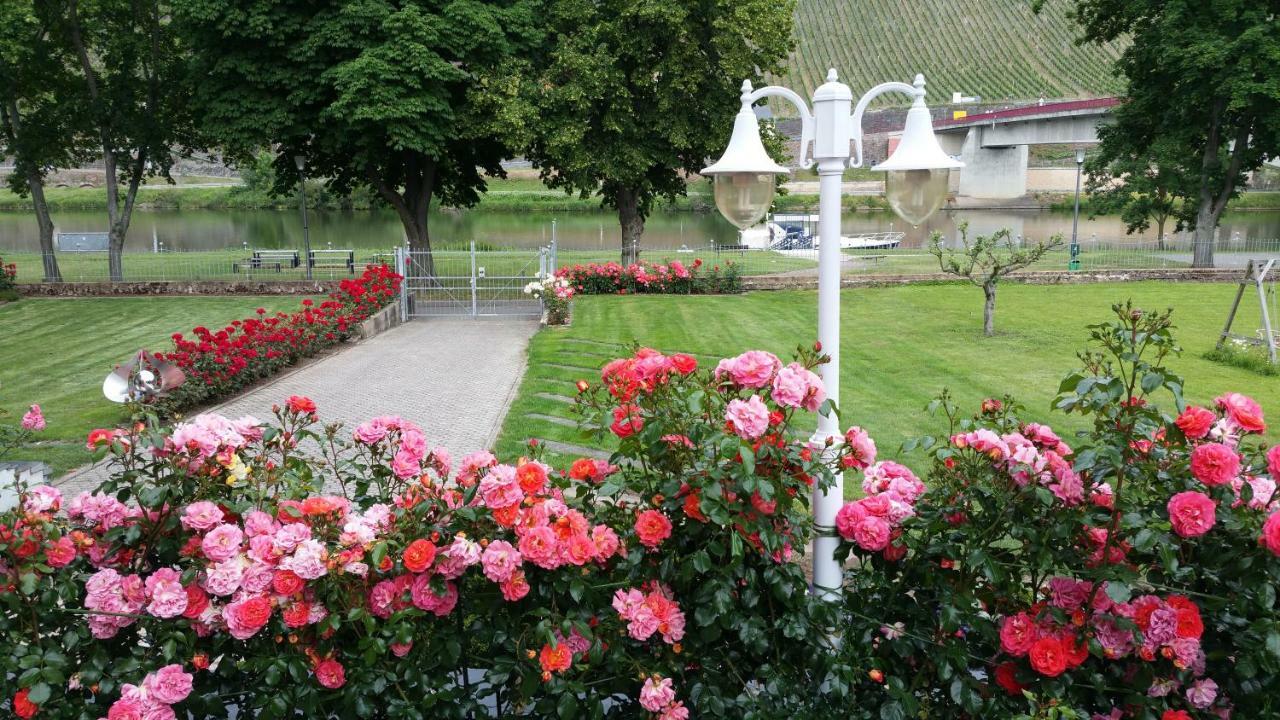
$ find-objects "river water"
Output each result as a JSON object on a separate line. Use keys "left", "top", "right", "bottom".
{"left": 2, "top": 206, "right": 1279, "bottom": 254}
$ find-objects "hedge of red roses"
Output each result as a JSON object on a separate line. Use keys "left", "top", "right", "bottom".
{"left": 154, "top": 264, "right": 400, "bottom": 412}
{"left": 554, "top": 259, "right": 741, "bottom": 295}
{"left": 0, "top": 257, "right": 16, "bottom": 292}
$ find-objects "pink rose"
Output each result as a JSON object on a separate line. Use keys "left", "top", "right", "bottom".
{"left": 1168, "top": 491, "right": 1216, "bottom": 538}
{"left": 771, "top": 363, "right": 824, "bottom": 411}
{"left": 144, "top": 568, "right": 189, "bottom": 619}
{"left": 518, "top": 526, "right": 560, "bottom": 569}
{"left": 106, "top": 696, "right": 146, "bottom": 720}
{"left": 725, "top": 395, "right": 770, "bottom": 440}
{"left": 20, "top": 404, "right": 44, "bottom": 431}
{"left": 851, "top": 516, "right": 891, "bottom": 551}
{"left": 481, "top": 540, "right": 521, "bottom": 582}
{"left": 1268, "top": 445, "right": 1280, "bottom": 482}
{"left": 1216, "top": 392, "right": 1266, "bottom": 433}
{"left": 181, "top": 502, "right": 224, "bottom": 531}
{"left": 223, "top": 594, "right": 273, "bottom": 640}
{"left": 353, "top": 418, "right": 389, "bottom": 444}
{"left": 23, "top": 484, "right": 62, "bottom": 514}
{"left": 1260, "top": 512, "right": 1280, "bottom": 556}
{"left": 1189, "top": 442, "right": 1240, "bottom": 487}
{"left": 999, "top": 612, "right": 1036, "bottom": 656}
{"left": 500, "top": 572, "right": 530, "bottom": 601}
{"left": 200, "top": 524, "right": 243, "bottom": 562}
{"left": 634, "top": 510, "right": 673, "bottom": 549}
{"left": 142, "top": 664, "right": 193, "bottom": 705}
{"left": 719, "top": 350, "right": 780, "bottom": 388}
{"left": 640, "top": 676, "right": 676, "bottom": 712}
{"left": 834, "top": 501, "right": 868, "bottom": 541}
{"left": 843, "top": 427, "right": 877, "bottom": 470}
{"left": 315, "top": 659, "right": 345, "bottom": 689}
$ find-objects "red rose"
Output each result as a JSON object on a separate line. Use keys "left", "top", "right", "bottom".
{"left": 1167, "top": 491, "right": 1216, "bottom": 538}
{"left": 1215, "top": 392, "right": 1266, "bottom": 433}
{"left": 13, "top": 688, "right": 38, "bottom": 719}
{"left": 999, "top": 613, "right": 1036, "bottom": 656}
{"left": 402, "top": 539, "right": 437, "bottom": 573}
{"left": 993, "top": 662, "right": 1024, "bottom": 696}
{"left": 282, "top": 601, "right": 311, "bottom": 628}
{"left": 610, "top": 404, "right": 644, "bottom": 438}
{"left": 272, "top": 570, "right": 305, "bottom": 596}
{"left": 182, "top": 584, "right": 210, "bottom": 620}
{"left": 44, "top": 536, "right": 76, "bottom": 568}
{"left": 1174, "top": 405, "right": 1216, "bottom": 439}
{"left": 192, "top": 653, "right": 210, "bottom": 671}
{"left": 670, "top": 353, "right": 697, "bottom": 375}
{"left": 568, "top": 458, "right": 599, "bottom": 482}
{"left": 1189, "top": 442, "right": 1240, "bottom": 487}
{"left": 1028, "top": 637, "right": 1068, "bottom": 677}
{"left": 634, "top": 510, "right": 673, "bottom": 549}
{"left": 1162, "top": 712, "right": 1192, "bottom": 720}
{"left": 1261, "top": 511, "right": 1280, "bottom": 556}
{"left": 286, "top": 395, "right": 316, "bottom": 414}
{"left": 516, "top": 462, "right": 548, "bottom": 494}
{"left": 538, "top": 643, "right": 572, "bottom": 674}
{"left": 315, "top": 658, "right": 345, "bottom": 689}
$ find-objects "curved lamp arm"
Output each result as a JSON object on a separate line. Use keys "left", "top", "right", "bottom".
{"left": 850, "top": 75, "right": 926, "bottom": 168}
{"left": 740, "top": 81, "right": 816, "bottom": 170}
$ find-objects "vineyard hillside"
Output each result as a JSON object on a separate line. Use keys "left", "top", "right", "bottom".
{"left": 777, "top": 0, "right": 1125, "bottom": 107}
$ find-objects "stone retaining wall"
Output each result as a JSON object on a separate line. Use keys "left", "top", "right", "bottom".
{"left": 742, "top": 268, "right": 1241, "bottom": 291}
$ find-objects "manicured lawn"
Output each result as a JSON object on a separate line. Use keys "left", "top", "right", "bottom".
{"left": 496, "top": 281, "right": 1280, "bottom": 492}
{"left": 0, "top": 296, "right": 304, "bottom": 475}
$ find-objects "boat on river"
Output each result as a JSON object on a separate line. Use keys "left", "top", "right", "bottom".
{"left": 738, "top": 213, "right": 904, "bottom": 251}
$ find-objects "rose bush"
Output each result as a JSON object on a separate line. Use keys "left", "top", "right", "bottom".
{"left": 154, "top": 264, "right": 400, "bottom": 412}
{"left": 831, "top": 304, "right": 1280, "bottom": 719}
{"left": 555, "top": 259, "right": 741, "bottom": 295}
{"left": 2, "top": 343, "right": 866, "bottom": 719}
{"left": 523, "top": 275, "right": 574, "bottom": 325}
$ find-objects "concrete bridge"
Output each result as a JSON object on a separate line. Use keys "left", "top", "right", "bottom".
{"left": 931, "top": 97, "right": 1119, "bottom": 199}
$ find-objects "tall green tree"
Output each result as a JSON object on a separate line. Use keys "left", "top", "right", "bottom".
{"left": 0, "top": 1, "right": 91, "bottom": 282}
{"left": 175, "top": 0, "right": 541, "bottom": 275}
{"left": 509, "top": 0, "right": 794, "bottom": 265}
{"left": 1057, "top": 0, "right": 1280, "bottom": 267}
{"left": 62, "top": 0, "right": 196, "bottom": 281}
{"left": 1084, "top": 137, "right": 1197, "bottom": 249}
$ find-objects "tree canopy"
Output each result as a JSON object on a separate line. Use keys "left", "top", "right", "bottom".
{"left": 507, "top": 0, "right": 795, "bottom": 264}
{"left": 1060, "top": 0, "right": 1280, "bottom": 267}
{"left": 175, "top": 0, "right": 542, "bottom": 270}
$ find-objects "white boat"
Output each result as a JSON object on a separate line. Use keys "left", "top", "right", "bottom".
{"left": 738, "top": 214, "right": 903, "bottom": 251}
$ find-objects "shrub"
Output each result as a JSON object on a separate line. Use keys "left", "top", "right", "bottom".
{"left": 523, "top": 275, "right": 574, "bottom": 325}
{"left": 555, "top": 259, "right": 741, "bottom": 295}
{"left": 0, "top": 257, "right": 17, "bottom": 300}
{"left": 154, "top": 264, "right": 400, "bottom": 413}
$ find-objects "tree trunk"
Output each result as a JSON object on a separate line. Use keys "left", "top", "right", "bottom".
{"left": 983, "top": 282, "right": 997, "bottom": 336}
{"left": 1155, "top": 216, "right": 1166, "bottom": 252}
{"left": 617, "top": 187, "right": 644, "bottom": 266}
{"left": 1191, "top": 205, "right": 1216, "bottom": 269}
{"left": 27, "top": 172, "right": 61, "bottom": 282}
{"left": 370, "top": 158, "right": 435, "bottom": 277}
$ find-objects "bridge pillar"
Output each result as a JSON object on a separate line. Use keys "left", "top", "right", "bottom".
{"left": 957, "top": 128, "right": 1027, "bottom": 199}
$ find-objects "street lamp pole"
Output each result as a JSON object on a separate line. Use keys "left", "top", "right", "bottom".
{"left": 294, "top": 155, "right": 313, "bottom": 281}
{"left": 702, "top": 69, "right": 961, "bottom": 600}
{"left": 1071, "top": 147, "right": 1085, "bottom": 254}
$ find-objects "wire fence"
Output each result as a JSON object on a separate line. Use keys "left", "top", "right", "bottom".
{"left": 7, "top": 235, "right": 1280, "bottom": 285}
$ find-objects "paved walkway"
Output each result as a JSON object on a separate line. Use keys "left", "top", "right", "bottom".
{"left": 57, "top": 318, "right": 538, "bottom": 496}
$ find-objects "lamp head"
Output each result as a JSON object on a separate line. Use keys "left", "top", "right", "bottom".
{"left": 702, "top": 83, "right": 790, "bottom": 229}
{"left": 872, "top": 75, "right": 963, "bottom": 225}
{"left": 1075, "top": 148, "right": 1086, "bottom": 165}
{"left": 293, "top": 155, "right": 306, "bottom": 172}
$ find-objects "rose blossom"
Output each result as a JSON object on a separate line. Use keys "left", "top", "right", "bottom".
{"left": 1216, "top": 392, "right": 1266, "bottom": 433}
{"left": 771, "top": 363, "right": 824, "bottom": 411}
{"left": 718, "top": 350, "right": 780, "bottom": 388}
{"left": 1168, "top": 491, "right": 1217, "bottom": 538}
{"left": 1189, "top": 442, "right": 1240, "bottom": 487}
{"left": 517, "top": 526, "right": 560, "bottom": 569}
{"left": 725, "top": 395, "right": 770, "bottom": 440}
{"left": 1261, "top": 512, "right": 1280, "bottom": 556}
{"left": 282, "top": 539, "right": 328, "bottom": 580}
{"left": 480, "top": 540, "right": 521, "bottom": 582}
{"left": 142, "top": 664, "right": 193, "bottom": 705}
{"left": 640, "top": 676, "right": 676, "bottom": 712}
{"left": 22, "top": 484, "right": 61, "bottom": 514}
{"left": 500, "top": 572, "right": 530, "bottom": 601}
{"left": 999, "top": 613, "right": 1036, "bottom": 656}
{"left": 201, "top": 524, "right": 244, "bottom": 562}
{"left": 20, "top": 404, "right": 44, "bottom": 431}
{"left": 1175, "top": 405, "right": 1216, "bottom": 439}
{"left": 634, "top": 510, "right": 673, "bottom": 549}
{"left": 145, "top": 568, "right": 189, "bottom": 619}
{"left": 1186, "top": 678, "right": 1218, "bottom": 710}
{"left": 1268, "top": 445, "right": 1280, "bottom": 482}
{"left": 315, "top": 659, "right": 345, "bottom": 689}
{"left": 223, "top": 594, "right": 272, "bottom": 640}
{"left": 851, "top": 516, "right": 891, "bottom": 551}
{"left": 842, "top": 427, "right": 877, "bottom": 470}
{"left": 181, "top": 501, "right": 224, "bottom": 531}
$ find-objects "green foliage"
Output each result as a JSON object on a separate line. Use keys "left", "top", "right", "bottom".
{"left": 505, "top": 0, "right": 795, "bottom": 262}
{"left": 1205, "top": 342, "right": 1280, "bottom": 377}
{"left": 1084, "top": 136, "right": 1198, "bottom": 244}
{"left": 174, "top": 0, "right": 543, "bottom": 255}
{"left": 1062, "top": 0, "right": 1280, "bottom": 265}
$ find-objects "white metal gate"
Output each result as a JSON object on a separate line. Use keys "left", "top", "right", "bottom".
{"left": 395, "top": 242, "right": 552, "bottom": 319}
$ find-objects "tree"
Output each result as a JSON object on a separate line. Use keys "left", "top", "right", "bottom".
{"left": 929, "top": 224, "right": 1063, "bottom": 336}
{"left": 0, "top": 2, "right": 91, "bottom": 282}
{"left": 175, "top": 0, "right": 541, "bottom": 275}
{"left": 510, "top": 0, "right": 794, "bottom": 265}
{"left": 1058, "top": 0, "right": 1280, "bottom": 267}
{"left": 60, "top": 0, "right": 195, "bottom": 282}
{"left": 1084, "top": 137, "right": 1197, "bottom": 250}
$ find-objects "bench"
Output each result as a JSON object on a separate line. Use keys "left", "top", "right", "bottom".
{"left": 233, "top": 259, "right": 282, "bottom": 273}
{"left": 252, "top": 250, "right": 301, "bottom": 269}
{"left": 309, "top": 249, "right": 355, "bottom": 273}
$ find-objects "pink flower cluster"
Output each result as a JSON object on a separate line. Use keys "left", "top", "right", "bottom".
{"left": 952, "top": 423, "right": 1087, "bottom": 505}
{"left": 835, "top": 461, "right": 923, "bottom": 554}
{"left": 639, "top": 675, "right": 689, "bottom": 719}
{"left": 353, "top": 415, "right": 448, "bottom": 480}
{"left": 165, "top": 413, "right": 261, "bottom": 469}
{"left": 612, "top": 584, "right": 686, "bottom": 645}
{"left": 103, "top": 664, "right": 193, "bottom": 720}
{"left": 20, "top": 404, "right": 44, "bottom": 431}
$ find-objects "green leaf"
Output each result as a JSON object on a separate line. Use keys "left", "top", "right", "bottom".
{"left": 880, "top": 701, "right": 905, "bottom": 720}
{"left": 26, "top": 682, "right": 51, "bottom": 704}
{"left": 1266, "top": 630, "right": 1280, "bottom": 660}
{"left": 1105, "top": 582, "right": 1132, "bottom": 605}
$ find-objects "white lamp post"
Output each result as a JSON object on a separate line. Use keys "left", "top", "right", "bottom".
{"left": 702, "top": 69, "right": 961, "bottom": 601}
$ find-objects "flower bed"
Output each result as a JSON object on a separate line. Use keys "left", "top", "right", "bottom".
{"left": 154, "top": 264, "right": 400, "bottom": 412}
{"left": 3, "top": 304, "right": 1280, "bottom": 719}
{"left": 554, "top": 259, "right": 741, "bottom": 295}
{"left": 0, "top": 257, "right": 17, "bottom": 300}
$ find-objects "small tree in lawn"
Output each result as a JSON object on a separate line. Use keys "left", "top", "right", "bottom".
{"left": 930, "top": 224, "right": 1063, "bottom": 336}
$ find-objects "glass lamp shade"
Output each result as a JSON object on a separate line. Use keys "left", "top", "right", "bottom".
{"left": 713, "top": 173, "right": 776, "bottom": 229}
{"left": 885, "top": 168, "right": 950, "bottom": 226}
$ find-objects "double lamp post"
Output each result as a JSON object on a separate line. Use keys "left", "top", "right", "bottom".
{"left": 701, "top": 69, "right": 962, "bottom": 600}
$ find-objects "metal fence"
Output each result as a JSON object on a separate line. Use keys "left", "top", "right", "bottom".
{"left": 7, "top": 234, "right": 1280, "bottom": 286}
{"left": 396, "top": 243, "right": 550, "bottom": 319}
